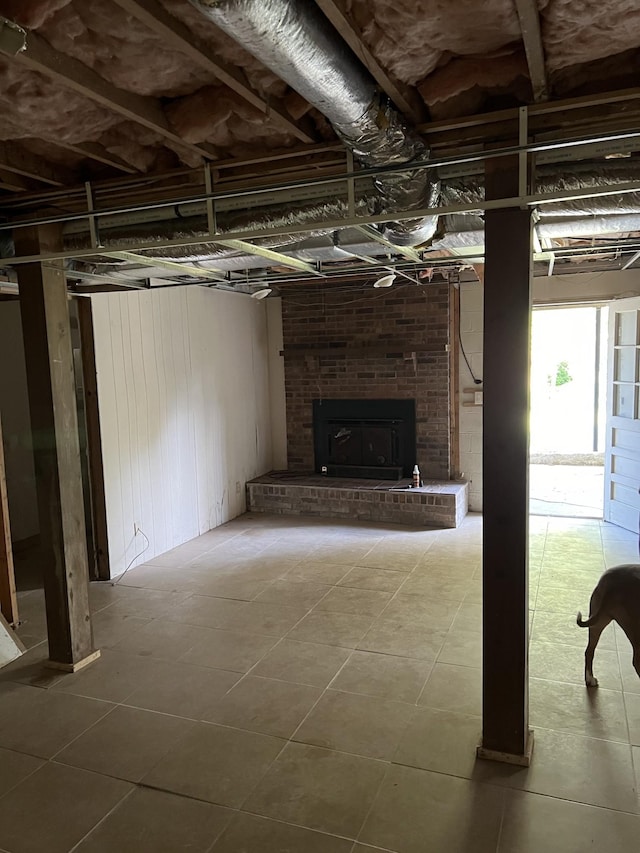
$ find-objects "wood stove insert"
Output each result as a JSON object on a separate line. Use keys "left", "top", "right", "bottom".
{"left": 312, "top": 399, "right": 416, "bottom": 480}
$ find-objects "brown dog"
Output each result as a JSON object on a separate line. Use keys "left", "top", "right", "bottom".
{"left": 577, "top": 564, "right": 640, "bottom": 687}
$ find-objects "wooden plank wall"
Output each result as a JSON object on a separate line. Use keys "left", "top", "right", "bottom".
{"left": 90, "top": 286, "right": 276, "bottom": 577}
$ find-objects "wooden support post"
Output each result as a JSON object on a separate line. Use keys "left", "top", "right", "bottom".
{"left": 477, "top": 155, "right": 533, "bottom": 765}
{"left": 76, "top": 298, "right": 111, "bottom": 581}
{"left": 16, "top": 227, "right": 99, "bottom": 671}
{"left": 0, "top": 413, "right": 18, "bottom": 626}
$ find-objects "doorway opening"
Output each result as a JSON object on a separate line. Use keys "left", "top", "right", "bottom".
{"left": 529, "top": 304, "right": 608, "bottom": 518}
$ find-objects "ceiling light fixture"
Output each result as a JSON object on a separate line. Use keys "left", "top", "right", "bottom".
{"left": 373, "top": 273, "right": 396, "bottom": 288}
{"left": 251, "top": 287, "right": 272, "bottom": 299}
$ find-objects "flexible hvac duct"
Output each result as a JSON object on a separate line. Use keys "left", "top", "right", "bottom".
{"left": 188, "top": 0, "right": 439, "bottom": 246}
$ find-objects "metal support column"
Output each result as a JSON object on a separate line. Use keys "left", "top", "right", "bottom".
{"left": 477, "top": 154, "right": 534, "bottom": 765}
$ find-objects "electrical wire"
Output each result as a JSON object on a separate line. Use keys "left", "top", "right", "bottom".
{"left": 94, "top": 526, "right": 150, "bottom": 586}
{"left": 460, "top": 334, "right": 482, "bottom": 385}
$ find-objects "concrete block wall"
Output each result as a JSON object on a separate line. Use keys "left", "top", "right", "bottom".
{"left": 281, "top": 282, "right": 452, "bottom": 480}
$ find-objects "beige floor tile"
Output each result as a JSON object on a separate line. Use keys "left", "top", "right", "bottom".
{"left": 115, "top": 564, "right": 198, "bottom": 592}
{"left": 123, "top": 659, "right": 240, "bottom": 718}
{"left": 223, "top": 601, "right": 308, "bottom": 636}
{"left": 529, "top": 678, "right": 629, "bottom": 742}
{"left": 0, "top": 762, "right": 131, "bottom": 853}
{"left": 399, "top": 573, "right": 470, "bottom": 601}
{"left": 358, "top": 546, "right": 421, "bottom": 572}
{"left": 537, "top": 585, "right": 599, "bottom": 614}
{"left": 623, "top": 692, "right": 640, "bottom": 746}
{"left": 475, "top": 727, "right": 637, "bottom": 813}
{"left": 451, "top": 602, "right": 483, "bottom": 633}
{"left": 394, "top": 706, "right": 482, "bottom": 778}
{"left": 165, "top": 594, "right": 247, "bottom": 629}
{"left": 212, "top": 812, "right": 353, "bottom": 853}
{"left": 143, "top": 722, "right": 284, "bottom": 807}
{"left": 55, "top": 705, "right": 194, "bottom": 781}
{"left": 90, "top": 609, "right": 152, "bottom": 649}
{"left": 380, "top": 594, "right": 460, "bottom": 627}
{"left": 254, "top": 580, "right": 332, "bottom": 608}
{"left": 330, "top": 650, "right": 433, "bottom": 703}
{"left": 181, "top": 629, "right": 277, "bottom": 673}
{"left": 189, "top": 575, "right": 275, "bottom": 601}
{"left": 252, "top": 640, "right": 351, "bottom": 687}
{"left": 418, "top": 662, "right": 482, "bottom": 716}
{"left": 498, "top": 789, "right": 640, "bottom": 853}
{"left": 105, "top": 586, "right": 190, "bottom": 619}
{"left": 112, "top": 618, "right": 216, "bottom": 662}
{"left": 50, "top": 649, "right": 161, "bottom": 703}
{"left": 530, "top": 640, "right": 621, "bottom": 689}
{"left": 438, "top": 627, "right": 482, "bottom": 668}
{"left": 243, "top": 741, "right": 387, "bottom": 838}
{"left": 203, "top": 675, "right": 322, "bottom": 738}
{"left": 315, "top": 586, "right": 393, "bottom": 617}
{"left": 75, "top": 787, "right": 232, "bottom": 853}
{"left": 531, "top": 609, "right": 616, "bottom": 650}
{"left": 294, "top": 689, "right": 415, "bottom": 760}
{"left": 360, "top": 764, "right": 504, "bottom": 853}
{"left": 0, "top": 747, "right": 43, "bottom": 798}
{"left": 338, "top": 566, "right": 408, "bottom": 593}
{"left": 285, "top": 561, "right": 352, "bottom": 584}
{"left": 358, "top": 617, "right": 447, "bottom": 660}
{"left": 287, "top": 611, "right": 374, "bottom": 648}
{"left": 619, "top": 652, "right": 640, "bottom": 694}
{"left": 0, "top": 682, "right": 113, "bottom": 759}
{"left": 310, "top": 543, "right": 380, "bottom": 566}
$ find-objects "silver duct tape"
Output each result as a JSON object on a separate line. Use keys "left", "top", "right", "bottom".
{"left": 189, "top": 0, "right": 439, "bottom": 245}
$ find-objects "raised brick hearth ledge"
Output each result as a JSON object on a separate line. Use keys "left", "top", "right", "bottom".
{"left": 247, "top": 473, "right": 469, "bottom": 529}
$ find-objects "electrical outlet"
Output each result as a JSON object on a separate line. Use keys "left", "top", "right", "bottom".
{"left": 236, "top": 481, "right": 241, "bottom": 495}
{"left": 133, "top": 522, "right": 140, "bottom": 535}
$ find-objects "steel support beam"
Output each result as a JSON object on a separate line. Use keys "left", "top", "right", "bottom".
{"left": 16, "top": 227, "right": 99, "bottom": 671}
{"left": 477, "top": 154, "right": 533, "bottom": 765}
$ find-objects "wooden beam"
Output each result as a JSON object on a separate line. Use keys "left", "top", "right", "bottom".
{"left": 478, "top": 153, "right": 533, "bottom": 765}
{"left": 111, "top": 0, "right": 315, "bottom": 144}
{"left": 7, "top": 30, "right": 214, "bottom": 162}
{"left": 0, "top": 413, "right": 18, "bottom": 626}
{"left": 0, "top": 168, "right": 35, "bottom": 193}
{"left": 0, "top": 140, "right": 72, "bottom": 186}
{"left": 16, "top": 226, "right": 99, "bottom": 670}
{"left": 514, "top": 0, "right": 548, "bottom": 102}
{"left": 49, "top": 140, "right": 138, "bottom": 174}
{"left": 314, "top": 0, "right": 428, "bottom": 125}
{"left": 76, "top": 298, "right": 110, "bottom": 581}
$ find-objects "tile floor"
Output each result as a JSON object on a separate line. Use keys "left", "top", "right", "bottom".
{"left": 1, "top": 512, "right": 639, "bottom": 852}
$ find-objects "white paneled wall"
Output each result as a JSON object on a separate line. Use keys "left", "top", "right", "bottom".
{"left": 90, "top": 286, "right": 277, "bottom": 578}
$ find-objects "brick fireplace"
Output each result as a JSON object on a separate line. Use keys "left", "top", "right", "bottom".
{"left": 281, "top": 280, "right": 453, "bottom": 479}
{"left": 247, "top": 280, "right": 468, "bottom": 528}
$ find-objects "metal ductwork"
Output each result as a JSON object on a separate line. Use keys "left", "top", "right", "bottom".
{"left": 188, "top": 0, "right": 439, "bottom": 246}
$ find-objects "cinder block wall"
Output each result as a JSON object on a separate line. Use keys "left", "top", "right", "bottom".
{"left": 281, "top": 282, "right": 452, "bottom": 479}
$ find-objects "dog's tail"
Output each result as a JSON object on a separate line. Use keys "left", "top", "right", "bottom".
{"left": 577, "top": 610, "right": 599, "bottom": 628}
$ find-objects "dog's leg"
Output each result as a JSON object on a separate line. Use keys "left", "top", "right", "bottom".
{"left": 584, "top": 617, "right": 610, "bottom": 687}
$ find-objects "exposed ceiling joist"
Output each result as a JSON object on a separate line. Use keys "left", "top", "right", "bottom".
{"left": 6, "top": 30, "right": 216, "bottom": 162}
{"left": 514, "top": 0, "right": 549, "bottom": 102}
{"left": 0, "top": 140, "right": 71, "bottom": 186}
{"left": 313, "top": 0, "right": 428, "bottom": 125}
{"left": 50, "top": 140, "right": 138, "bottom": 174}
{"left": 0, "top": 168, "right": 35, "bottom": 192}
{"left": 111, "top": 0, "right": 315, "bottom": 145}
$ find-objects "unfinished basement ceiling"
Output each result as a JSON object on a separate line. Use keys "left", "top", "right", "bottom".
{"left": 0, "top": 0, "right": 640, "bottom": 289}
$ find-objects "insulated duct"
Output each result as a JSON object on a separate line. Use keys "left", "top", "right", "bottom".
{"left": 188, "top": 0, "right": 439, "bottom": 246}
